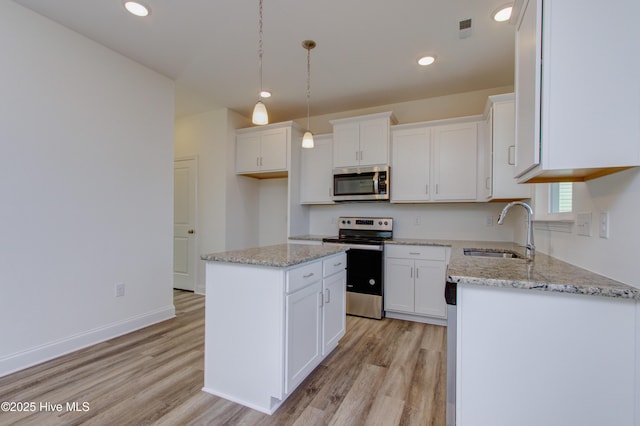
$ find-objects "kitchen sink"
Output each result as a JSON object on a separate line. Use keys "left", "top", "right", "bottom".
{"left": 463, "top": 248, "right": 523, "bottom": 259}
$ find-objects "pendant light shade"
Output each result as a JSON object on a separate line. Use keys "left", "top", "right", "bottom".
{"left": 252, "top": 0, "right": 269, "bottom": 125}
{"left": 302, "top": 131, "right": 314, "bottom": 148}
{"left": 302, "top": 40, "right": 316, "bottom": 148}
{"left": 252, "top": 100, "right": 268, "bottom": 125}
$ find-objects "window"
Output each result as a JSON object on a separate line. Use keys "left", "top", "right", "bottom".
{"left": 549, "top": 182, "right": 573, "bottom": 213}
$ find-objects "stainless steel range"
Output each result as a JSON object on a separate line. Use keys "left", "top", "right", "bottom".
{"left": 322, "top": 217, "right": 393, "bottom": 319}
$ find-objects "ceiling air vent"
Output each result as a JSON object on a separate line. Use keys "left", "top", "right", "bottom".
{"left": 459, "top": 18, "right": 472, "bottom": 39}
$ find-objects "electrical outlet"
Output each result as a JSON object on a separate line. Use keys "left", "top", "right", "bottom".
{"left": 486, "top": 215, "right": 494, "bottom": 227}
{"left": 599, "top": 211, "right": 610, "bottom": 239}
{"left": 414, "top": 216, "right": 422, "bottom": 226}
{"left": 115, "top": 282, "right": 125, "bottom": 297}
{"left": 576, "top": 213, "right": 592, "bottom": 237}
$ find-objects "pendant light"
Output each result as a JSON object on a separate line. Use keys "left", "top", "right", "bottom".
{"left": 301, "top": 40, "right": 316, "bottom": 148}
{"left": 252, "top": 0, "right": 269, "bottom": 125}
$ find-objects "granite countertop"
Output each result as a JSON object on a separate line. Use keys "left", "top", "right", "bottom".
{"left": 443, "top": 240, "right": 640, "bottom": 300}
{"left": 201, "top": 243, "right": 346, "bottom": 268}
{"left": 286, "top": 236, "right": 639, "bottom": 300}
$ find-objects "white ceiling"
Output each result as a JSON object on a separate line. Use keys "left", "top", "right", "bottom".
{"left": 13, "top": 0, "right": 516, "bottom": 122}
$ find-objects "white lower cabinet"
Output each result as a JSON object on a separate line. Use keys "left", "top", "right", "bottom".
{"left": 285, "top": 252, "right": 346, "bottom": 394}
{"left": 285, "top": 278, "right": 322, "bottom": 393}
{"left": 384, "top": 244, "right": 447, "bottom": 324}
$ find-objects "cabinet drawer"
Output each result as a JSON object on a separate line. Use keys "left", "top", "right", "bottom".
{"left": 323, "top": 253, "right": 347, "bottom": 277}
{"left": 286, "top": 261, "right": 322, "bottom": 293}
{"left": 385, "top": 244, "right": 446, "bottom": 261}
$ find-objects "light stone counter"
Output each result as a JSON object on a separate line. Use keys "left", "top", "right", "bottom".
{"left": 201, "top": 243, "right": 346, "bottom": 268}
{"left": 389, "top": 239, "right": 640, "bottom": 300}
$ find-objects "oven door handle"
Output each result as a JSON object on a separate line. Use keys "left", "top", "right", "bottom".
{"left": 322, "top": 242, "right": 384, "bottom": 251}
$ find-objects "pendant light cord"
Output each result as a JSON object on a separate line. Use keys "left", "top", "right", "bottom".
{"left": 258, "top": 0, "right": 264, "bottom": 98}
{"left": 306, "top": 46, "right": 311, "bottom": 131}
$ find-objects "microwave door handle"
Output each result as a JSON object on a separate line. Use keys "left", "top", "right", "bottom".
{"left": 373, "top": 172, "right": 379, "bottom": 194}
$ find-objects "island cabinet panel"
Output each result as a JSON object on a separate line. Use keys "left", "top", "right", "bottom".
{"left": 285, "top": 278, "right": 322, "bottom": 394}
{"left": 203, "top": 250, "right": 346, "bottom": 415}
{"left": 457, "top": 284, "right": 637, "bottom": 426}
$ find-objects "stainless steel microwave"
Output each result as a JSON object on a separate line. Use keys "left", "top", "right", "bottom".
{"left": 332, "top": 165, "right": 389, "bottom": 201}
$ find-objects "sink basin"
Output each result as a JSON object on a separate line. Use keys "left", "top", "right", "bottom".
{"left": 463, "top": 248, "right": 523, "bottom": 259}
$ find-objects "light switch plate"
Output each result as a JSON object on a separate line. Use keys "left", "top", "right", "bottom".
{"left": 576, "top": 212, "right": 592, "bottom": 237}
{"left": 599, "top": 211, "right": 610, "bottom": 239}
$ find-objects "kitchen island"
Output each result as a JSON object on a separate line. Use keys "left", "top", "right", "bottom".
{"left": 200, "top": 243, "right": 348, "bottom": 414}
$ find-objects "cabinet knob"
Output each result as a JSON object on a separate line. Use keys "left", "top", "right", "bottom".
{"left": 188, "top": 229, "right": 195, "bottom": 234}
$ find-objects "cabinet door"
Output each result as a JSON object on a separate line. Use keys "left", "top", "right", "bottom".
{"left": 391, "top": 127, "right": 431, "bottom": 202}
{"left": 492, "top": 99, "right": 531, "bottom": 199}
{"left": 285, "top": 280, "right": 322, "bottom": 394}
{"left": 384, "top": 258, "right": 414, "bottom": 313}
{"left": 359, "top": 118, "right": 389, "bottom": 166}
{"left": 514, "top": 0, "right": 541, "bottom": 177}
{"left": 333, "top": 123, "right": 360, "bottom": 168}
{"left": 478, "top": 111, "right": 493, "bottom": 201}
{"left": 300, "top": 135, "right": 334, "bottom": 204}
{"left": 236, "top": 133, "right": 261, "bottom": 173}
{"left": 260, "top": 127, "right": 288, "bottom": 172}
{"left": 432, "top": 122, "right": 478, "bottom": 201}
{"left": 322, "top": 270, "right": 346, "bottom": 355}
{"left": 414, "top": 260, "right": 447, "bottom": 318}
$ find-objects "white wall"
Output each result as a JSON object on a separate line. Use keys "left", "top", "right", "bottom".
{"left": 534, "top": 168, "right": 640, "bottom": 290}
{"left": 0, "top": 2, "right": 175, "bottom": 376}
{"left": 309, "top": 203, "right": 520, "bottom": 242}
{"left": 174, "top": 108, "right": 259, "bottom": 293}
{"left": 258, "top": 178, "right": 288, "bottom": 246}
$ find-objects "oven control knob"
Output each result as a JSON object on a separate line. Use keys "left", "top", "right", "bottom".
{"left": 378, "top": 220, "right": 382, "bottom": 225}
{"left": 384, "top": 221, "right": 388, "bottom": 225}
{"left": 341, "top": 220, "right": 346, "bottom": 224}
{"left": 347, "top": 220, "right": 351, "bottom": 224}
{"left": 369, "top": 279, "right": 376, "bottom": 285}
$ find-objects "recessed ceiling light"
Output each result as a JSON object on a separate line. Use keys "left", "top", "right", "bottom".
{"left": 260, "top": 90, "right": 272, "bottom": 98}
{"left": 417, "top": 56, "right": 436, "bottom": 66}
{"left": 492, "top": 4, "right": 513, "bottom": 22}
{"left": 124, "top": 1, "right": 151, "bottom": 17}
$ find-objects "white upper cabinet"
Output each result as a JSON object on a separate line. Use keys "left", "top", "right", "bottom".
{"left": 236, "top": 122, "right": 302, "bottom": 178}
{"left": 300, "top": 134, "right": 334, "bottom": 204}
{"left": 431, "top": 122, "right": 478, "bottom": 201}
{"left": 513, "top": 0, "right": 640, "bottom": 182}
{"left": 479, "top": 93, "right": 532, "bottom": 201}
{"left": 391, "top": 127, "right": 431, "bottom": 202}
{"left": 391, "top": 119, "right": 479, "bottom": 203}
{"left": 331, "top": 112, "right": 396, "bottom": 168}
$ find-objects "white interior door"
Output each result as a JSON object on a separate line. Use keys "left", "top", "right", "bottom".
{"left": 173, "top": 158, "right": 197, "bottom": 291}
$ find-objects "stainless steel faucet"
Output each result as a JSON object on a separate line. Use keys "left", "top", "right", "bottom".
{"left": 497, "top": 201, "right": 535, "bottom": 260}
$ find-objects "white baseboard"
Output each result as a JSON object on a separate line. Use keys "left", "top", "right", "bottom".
{"left": 0, "top": 305, "right": 175, "bottom": 377}
{"left": 385, "top": 310, "right": 447, "bottom": 326}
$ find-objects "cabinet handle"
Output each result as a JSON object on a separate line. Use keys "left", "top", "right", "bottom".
{"left": 359, "top": 150, "right": 363, "bottom": 161}
{"left": 485, "top": 176, "right": 491, "bottom": 190}
{"left": 333, "top": 262, "right": 343, "bottom": 267}
{"left": 425, "top": 184, "right": 429, "bottom": 195}
{"left": 508, "top": 145, "right": 516, "bottom": 165}
{"left": 409, "top": 252, "right": 421, "bottom": 255}
{"left": 356, "top": 151, "right": 359, "bottom": 161}
{"left": 416, "top": 268, "right": 420, "bottom": 279}
{"left": 319, "top": 292, "right": 324, "bottom": 307}
{"left": 303, "top": 272, "right": 315, "bottom": 278}
{"left": 325, "top": 288, "right": 331, "bottom": 304}
{"left": 410, "top": 267, "right": 413, "bottom": 278}
{"left": 260, "top": 157, "right": 263, "bottom": 166}
{"left": 435, "top": 184, "right": 439, "bottom": 194}
{"left": 256, "top": 157, "right": 260, "bottom": 167}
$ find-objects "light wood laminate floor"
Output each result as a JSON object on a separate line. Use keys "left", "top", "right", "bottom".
{"left": 0, "top": 290, "right": 446, "bottom": 425}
